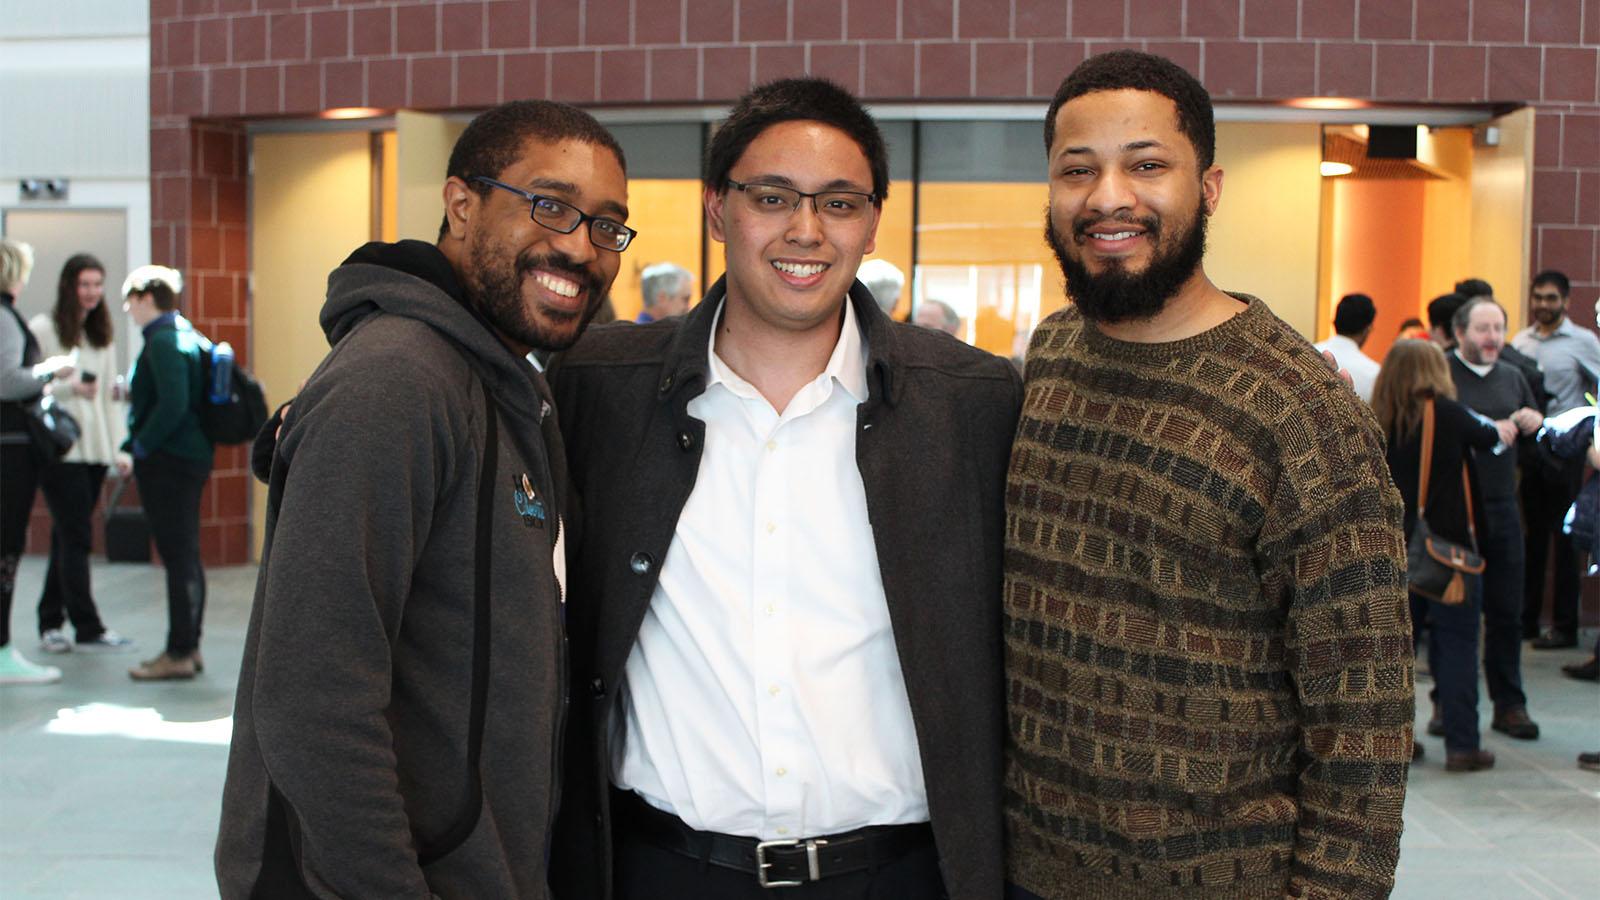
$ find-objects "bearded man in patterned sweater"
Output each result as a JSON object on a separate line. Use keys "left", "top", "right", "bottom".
{"left": 1003, "top": 51, "right": 1413, "bottom": 900}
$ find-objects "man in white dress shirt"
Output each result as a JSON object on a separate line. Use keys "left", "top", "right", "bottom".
{"left": 1313, "top": 292, "right": 1382, "bottom": 402}
{"left": 549, "top": 78, "right": 1020, "bottom": 900}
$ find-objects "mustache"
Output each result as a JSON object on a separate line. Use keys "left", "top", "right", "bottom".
{"left": 517, "top": 251, "right": 597, "bottom": 288}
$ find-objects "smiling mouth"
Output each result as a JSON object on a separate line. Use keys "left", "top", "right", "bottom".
{"left": 772, "top": 260, "right": 828, "bottom": 277}
{"left": 532, "top": 270, "right": 581, "bottom": 298}
{"left": 1087, "top": 230, "right": 1141, "bottom": 241}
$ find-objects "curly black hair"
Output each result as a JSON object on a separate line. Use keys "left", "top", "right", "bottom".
{"left": 1044, "top": 50, "right": 1215, "bottom": 172}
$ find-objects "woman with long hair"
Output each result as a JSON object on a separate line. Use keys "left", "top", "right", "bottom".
{"left": 1373, "top": 339, "right": 1514, "bottom": 772}
{"left": 28, "top": 253, "right": 133, "bottom": 655}
{"left": 0, "top": 239, "right": 76, "bottom": 684}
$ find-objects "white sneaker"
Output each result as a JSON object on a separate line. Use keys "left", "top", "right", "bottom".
{"left": 0, "top": 646, "right": 63, "bottom": 685}
{"left": 39, "top": 628, "right": 72, "bottom": 654}
{"left": 75, "top": 630, "right": 134, "bottom": 652}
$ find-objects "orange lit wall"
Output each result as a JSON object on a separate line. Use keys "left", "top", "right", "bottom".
{"left": 1328, "top": 178, "right": 1427, "bottom": 366}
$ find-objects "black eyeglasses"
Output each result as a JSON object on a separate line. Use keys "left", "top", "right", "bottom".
{"left": 726, "top": 179, "right": 877, "bottom": 222}
{"left": 470, "top": 176, "right": 638, "bottom": 252}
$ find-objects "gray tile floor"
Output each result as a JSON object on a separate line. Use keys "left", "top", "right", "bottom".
{"left": 0, "top": 557, "right": 1597, "bottom": 899}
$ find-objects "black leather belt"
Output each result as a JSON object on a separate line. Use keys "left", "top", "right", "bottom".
{"left": 612, "top": 789, "right": 935, "bottom": 888}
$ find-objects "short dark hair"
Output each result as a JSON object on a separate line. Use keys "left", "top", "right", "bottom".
{"left": 54, "top": 253, "right": 112, "bottom": 350}
{"left": 1452, "top": 295, "right": 1506, "bottom": 336}
{"left": 1532, "top": 269, "right": 1570, "bottom": 296}
{"left": 704, "top": 78, "right": 888, "bottom": 203}
{"left": 438, "top": 100, "right": 627, "bottom": 239}
{"left": 139, "top": 281, "right": 179, "bottom": 312}
{"left": 1333, "top": 293, "right": 1377, "bottom": 337}
{"left": 1453, "top": 277, "right": 1494, "bottom": 299}
{"left": 1427, "top": 292, "right": 1466, "bottom": 331}
{"left": 1044, "top": 50, "right": 1215, "bottom": 172}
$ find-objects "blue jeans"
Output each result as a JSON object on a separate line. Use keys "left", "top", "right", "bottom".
{"left": 1479, "top": 496, "right": 1527, "bottom": 712}
{"left": 1419, "top": 585, "right": 1484, "bottom": 752}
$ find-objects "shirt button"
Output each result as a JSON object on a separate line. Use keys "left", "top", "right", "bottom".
{"left": 765, "top": 603, "right": 776, "bottom": 616}
{"left": 765, "top": 522, "right": 776, "bottom": 534}
{"left": 776, "top": 767, "right": 787, "bottom": 777}
{"left": 768, "top": 684, "right": 780, "bottom": 696}
{"left": 777, "top": 827, "right": 789, "bottom": 836}
{"left": 629, "top": 552, "right": 654, "bottom": 575}
{"left": 765, "top": 439, "right": 777, "bottom": 451}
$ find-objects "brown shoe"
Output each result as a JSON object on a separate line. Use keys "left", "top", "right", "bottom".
{"left": 129, "top": 653, "right": 197, "bottom": 681}
{"left": 1445, "top": 749, "right": 1496, "bottom": 772}
{"left": 139, "top": 650, "right": 203, "bottom": 673}
{"left": 1491, "top": 706, "right": 1540, "bottom": 740}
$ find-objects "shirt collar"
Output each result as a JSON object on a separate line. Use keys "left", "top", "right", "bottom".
{"left": 703, "top": 295, "right": 870, "bottom": 404}
{"left": 141, "top": 311, "right": 179, "bottom": 338}
{"left": 1453, "top": 348, "right": 1495, "bottom": 377}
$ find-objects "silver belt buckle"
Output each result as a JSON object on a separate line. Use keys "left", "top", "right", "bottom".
{"left": 755, "top": 839, "right": 801, "bottom": 888}
{"left": 756, "top": 837, "right": 830, "bottom": 887}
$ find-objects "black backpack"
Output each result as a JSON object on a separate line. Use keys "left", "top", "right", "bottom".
{"left": 199, "top": 339, "right": 269, "bottom": 446}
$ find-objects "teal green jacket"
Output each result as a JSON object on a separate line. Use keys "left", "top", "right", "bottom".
{"left": 125, "top": 312, "right": 212, "bottom": 463}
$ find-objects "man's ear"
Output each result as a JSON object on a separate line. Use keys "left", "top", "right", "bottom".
{"left": 442, "top": 176, "right": 479, "bottom": 241}
{"left": 1201, "top": 165, "right": 1223, "bottom": 217}
{"left": 704, "top": 184, "right": 727, "bottom": 244}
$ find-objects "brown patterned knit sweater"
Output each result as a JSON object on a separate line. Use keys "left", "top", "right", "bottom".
{"left": 1004, "top": 296, "right": 1412, "bottom": 900}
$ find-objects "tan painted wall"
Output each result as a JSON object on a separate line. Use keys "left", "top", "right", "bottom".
{"left": 1470, "top": 107, "right": 1535, "bottom": 333}
{"left": 249, "top": 130, "right": 373, "bottom": 558}
{"left": 1208, "top": 122, "right": 1324, "bottom": 339}
{"left": 395, "top": 110, "right": 467, "bottom": 242}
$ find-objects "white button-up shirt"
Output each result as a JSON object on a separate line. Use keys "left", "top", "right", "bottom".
{"left": 613, "top": 299, "right": 929, "bottom": 839}
{"left": 1313, "top": 333, "right": 1381, "bottom": 402}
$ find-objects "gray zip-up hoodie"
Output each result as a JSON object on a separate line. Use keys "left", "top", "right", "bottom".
{"left": 216, "top": 241, "right": 570, "bottom": 899}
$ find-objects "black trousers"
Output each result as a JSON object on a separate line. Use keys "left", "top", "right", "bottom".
{"left": 36, "top": 461, "right": 109, "bottom": 640}
{"left": 0, "top": 440, "right": 41, "bottom": 648}
{"left": 613, "top": 822, "right": 947, "bottom": 900}
{"left": 1521, "top": 462, "right": 1582, "bottom": 636}
{"left": 133, "top": 452, "right": 209, "bottom": 657}
{"left": 1480, "top": 495, "right": 1528, "bottom": 712}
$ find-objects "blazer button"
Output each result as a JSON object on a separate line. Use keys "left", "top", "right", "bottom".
{"left": 590, "top": 676, "right": 605, "bottom": 697}
{"left": 677, "top": 431, "right": 695, "bottom": 451}
{"left": 629, "top": 552, "right": 654, "bottom": 575}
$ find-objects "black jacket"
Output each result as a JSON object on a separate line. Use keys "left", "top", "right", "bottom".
{"left": 547, "top": 278, "right": 1021, "bottom": 900}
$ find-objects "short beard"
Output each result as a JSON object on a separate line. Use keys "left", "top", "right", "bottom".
{"left": 1046, "top": 198, "right": 1208, "bottom": 325}
{"left": 467, "top": 244, "right": 605, "bottom": 353}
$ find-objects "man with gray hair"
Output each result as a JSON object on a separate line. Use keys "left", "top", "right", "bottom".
{"left": 637, "top": 261, "right": 692, "bottom": 323}
{"left": 913, "top": 298, "right": 962, "bottom": 337}
{"left": 856, "top": 258, "right": 904, "bottom": 319}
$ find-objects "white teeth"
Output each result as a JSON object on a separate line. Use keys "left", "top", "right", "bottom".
{"left": 1091, "top": 231, "right": 1138, "bottom": 241}
{"left": 772, "top": 260, "right": 827, "bottom": 277}
{"left": 533, "top": 271, "right": 579, "bottom": 298}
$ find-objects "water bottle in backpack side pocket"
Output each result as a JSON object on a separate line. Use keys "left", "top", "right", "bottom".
{"left": 210, "top": 341, "right": 235, "bottom": 404}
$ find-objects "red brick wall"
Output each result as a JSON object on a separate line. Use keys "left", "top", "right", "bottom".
{"left": 149, "top": 0, "right": 1600, "bottom": 564}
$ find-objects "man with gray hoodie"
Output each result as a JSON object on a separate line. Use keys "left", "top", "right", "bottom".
{"left": 216, "top": 100, "right": 634, "bottom": 899}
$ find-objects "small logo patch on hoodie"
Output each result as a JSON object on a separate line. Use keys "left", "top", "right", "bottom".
{"left": 513, "top": 473, "right": 545, "bottom": 528}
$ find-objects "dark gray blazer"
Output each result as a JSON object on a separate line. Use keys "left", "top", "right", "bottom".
{"left": 547, "top": 277, "right": 1020, "bottom": 900}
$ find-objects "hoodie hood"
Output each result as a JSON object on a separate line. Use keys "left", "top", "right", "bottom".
{"left": 321, "top": 240, "right": 553, "bottom": 414}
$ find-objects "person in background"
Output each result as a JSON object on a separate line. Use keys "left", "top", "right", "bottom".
{"left": 0, "top": 238, "right": 75, "bottom": 684}
{"left": 1445, "top": 296, "right": 1543, "bottom": 741}
{"left": 913, "top": 297, "right": 963, "bottom": 337}
{"left": 1374, "top": 340, "right": 1514, "bottom": 772}
{"left": 1511, "top": 269, "right": 1600, "bottom": 650}
{"left": 120, "top": 265, "right": 212, "bottom": 681}
{"left": 28, "top": 253, "right": 134, "bottom": 655}
{"left": 856, "top": 257, "right": 905, "bottom": 320}
{"left": 1456, "top": 277, "right": 1549, "bottom": 410}
{"left": 1428, "top": 292, "right": 1467, "bottom": 350}
{"left": 1398, "top": 316, "right": 1430, "bottom": 341}
{"left": 636, "top": 261, "right": 693, "bottom": 323}
{"left": 1314, "top": 292, "right": 1382, "bottom": 402}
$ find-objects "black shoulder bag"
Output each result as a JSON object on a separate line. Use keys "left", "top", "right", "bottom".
{"left": 1406, "top": 397, "right": 1485, "bottom": 605}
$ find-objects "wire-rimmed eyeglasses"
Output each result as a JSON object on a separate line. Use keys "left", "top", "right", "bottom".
{"left": 726, "top": 179, "right": 877, "bottom": 223}
{"left": 470, "top": 176, "right": 638, "bottom": 252}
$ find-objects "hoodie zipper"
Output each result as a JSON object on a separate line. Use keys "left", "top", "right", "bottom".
{"left": 543, "top": 511, "right": 568, "bottom": 872}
